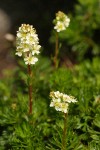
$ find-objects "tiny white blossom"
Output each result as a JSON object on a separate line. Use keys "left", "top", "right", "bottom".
{"left": 32, "top": 45, "right": 41, "bottom": 55}
{"left": 15, "top": 51, "right": 22, "bottom": 57}
{"left": 64, "top": 17, "right": 70, "bottom": 27}
{"left": 55, "top": 91, "right": 62, "bottom": 98}
{"left": 61, "top": 103, "right": 69, "bottom": 113}
{"left": 50, "top": 101, "right": 55, "bottom": 107}
{"left": 54, "top": 21, "right": 66, "bottom": 32}
{"left": 24, "top": 54, "right": 38, "bottom": 65}
{"left": 15, "top": 47, "right": 23, "bottom": 56}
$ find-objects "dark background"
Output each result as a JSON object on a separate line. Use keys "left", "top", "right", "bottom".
{"left": 0, "top": 0, "right": 76, "bottom": 47}
{"left": 0, "top": 0, "right": 78, "bottom": 77}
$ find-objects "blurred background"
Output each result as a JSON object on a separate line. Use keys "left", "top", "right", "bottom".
{"left": 0, "top": 0, "right": 100, "bottom": 77}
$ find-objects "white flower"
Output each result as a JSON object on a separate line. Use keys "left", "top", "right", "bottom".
{"left": 24, "top": 54, "right": 38, "bottom": 65}
{"left": 55, "top": 103, "right": 62, "bottom": 112}
{"left": 17, "top": 32, "right": 22, "bottom": 38}
{"left": 50, "top": 91, "right": 77, "bottom": 113}
{"left": 16, "top": 24, "right": 41, "bottom": 65}
{"left": 15, "top": 51, "right": 22, "bottom": 57}
{"left": 64, "top": 17, "right": 70, "bottom": 27}
{"left": 32, "top": 45, "right": 41, "bottom": 55}
{"left": 54, "top": 21, "right": 66, "bottom": 32}
{"left": 50, "top": 101, "right": 55, "bottom": 107}
{"left": 60, "top": 103, "right": 69, "bottom": 113}
{"left": 62, "top": 94, "right": 77, "bottom": 103}
{"left": 15, "top": 47, "right": 23, "bottom": 56}
{"left": 53, "top": 11, "right": 70, "bottom": 32}
{"left": 54, "top": 91, "right": 61, "bottom": 98}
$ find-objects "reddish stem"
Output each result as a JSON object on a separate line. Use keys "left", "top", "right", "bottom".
{"left": 54, "top": 32, "right": 59, "bottom": 69}
{"left": 28, "top": 64, "right": 32, "bottom": 114}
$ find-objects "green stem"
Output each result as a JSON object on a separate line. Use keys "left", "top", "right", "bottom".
{"left": 28, "top": 64, "right": 32, "bottom": 114}
{"left": 61, "top": 113, "right": 67, "bottom": 150}
{"left": 54, "top": 32, "right": 59, "bottom": 69}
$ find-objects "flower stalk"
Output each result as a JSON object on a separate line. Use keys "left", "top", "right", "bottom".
{"left": 62, "top": 113, "right": 67, "bottom": 150}
{"left": 16, "top": 24, "right": 41, "bottom": 115}
{"left": 53, "top": 11, "right": 70, "bottom": 69}
{"left": 28, "top": 64, "right": 32, "bottom": 114}
{"left": 50, "top": 91, "right": 77, "bottom": 149}
{"left": 53, "top": 32, "right": 59, "bottom": 68}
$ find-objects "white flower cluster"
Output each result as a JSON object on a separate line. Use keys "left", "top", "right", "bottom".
{"left": 54, "top": 11, "right": 70, "bottom": 32}
{"left": 16, "top": 24, "right": 41, "bottom": 65}
{"left": 50, "top": 91, "right": 77, "bottom": 113}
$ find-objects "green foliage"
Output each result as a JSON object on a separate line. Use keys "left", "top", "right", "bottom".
{"left": 1, "top": 56, "right": 100, "bottom": 149}
{"left": 49, "top": 68, "right": 74, "bottom": 93}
